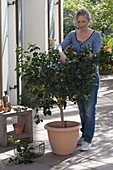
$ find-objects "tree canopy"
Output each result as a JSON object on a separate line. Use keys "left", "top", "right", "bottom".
{"left": 63, "top": 0, "right": 113, "bottom": 36}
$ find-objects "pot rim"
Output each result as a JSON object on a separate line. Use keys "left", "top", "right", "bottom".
{"left": 44, "top": 121, "right": 81, "bottom": 132}
{"left": 13, "top": 122, "right": 25, "bottom": 127}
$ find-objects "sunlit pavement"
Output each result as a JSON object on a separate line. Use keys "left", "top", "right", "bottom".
{"left": 0, "top": 75, "right": 113, "bottom": 170}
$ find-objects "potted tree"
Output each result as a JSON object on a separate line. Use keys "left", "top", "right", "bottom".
{"left": 15, "top": 39, "right": 98, "bottom": 155}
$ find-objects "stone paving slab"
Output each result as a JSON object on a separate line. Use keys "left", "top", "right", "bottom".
{"left": 90, "top": 145, "right": 113, "bottom": 164}
{"left": 0, "top": 162, "right": 51, "bottom": 170}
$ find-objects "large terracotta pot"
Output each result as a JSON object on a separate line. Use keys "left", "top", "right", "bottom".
{"left": 44, "top": 121, "right": 81, "bottom": 155}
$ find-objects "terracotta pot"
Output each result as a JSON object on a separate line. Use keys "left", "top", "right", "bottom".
{"left": 0, "top": 105, "right": 3, "bottom": 112}
{"left": 44, "top": 121, "right": 81, "bottom": 155}
{"left": 13, "top": 123, "right": 25, "bottom": 135}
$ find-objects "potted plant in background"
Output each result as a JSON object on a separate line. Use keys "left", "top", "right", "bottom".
{"left": 99, "top": 34, "right": 113, "bottom": 74}
{"left": 13, "top": 122, "right": 25, "bottom": 135}
{"left": 15, "top": 39, "right": 98, "bottom": 155}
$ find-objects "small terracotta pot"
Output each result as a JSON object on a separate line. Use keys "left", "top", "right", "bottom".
{"left": 0, "top": 105, "right": 3, "bottom": 112}
{"left": 13, "top": 123, "right": 25, "bottom": 135}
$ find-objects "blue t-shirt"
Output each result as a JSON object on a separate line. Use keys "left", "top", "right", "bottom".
{"left": 59, "top": 30, "right": 102, "bottom": 54}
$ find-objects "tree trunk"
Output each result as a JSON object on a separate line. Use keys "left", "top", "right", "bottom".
{"left": 57, "top": 98, "right": 65, "bottom": 128}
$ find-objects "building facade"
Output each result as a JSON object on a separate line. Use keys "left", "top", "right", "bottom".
{"left": 0, "top": 0, "right": 63, "bottom": 105}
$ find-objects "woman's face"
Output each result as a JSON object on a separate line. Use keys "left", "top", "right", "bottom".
{"left": 76, "top": 15, "right": 90, "bottom": 30}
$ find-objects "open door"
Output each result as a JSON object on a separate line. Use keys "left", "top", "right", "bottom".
{"left": 8, "top": 0, "right": 17, "bottom": 105}
{"left": 0, "top": 0, "right": 17, "bottom": 104}
{"left": 48, "top": 0, "right": 63, "bottom": 44}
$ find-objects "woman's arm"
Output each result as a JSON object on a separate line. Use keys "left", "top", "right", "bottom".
{"left": 57, "top": 46, "right": 67, "bottom": 64}
{"left": 57, "top": 31, "right": 72, "bottom": 64}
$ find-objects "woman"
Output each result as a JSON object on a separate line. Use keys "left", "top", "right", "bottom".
{"left": 57, "top": 8, "right": 102, "bottom": 151}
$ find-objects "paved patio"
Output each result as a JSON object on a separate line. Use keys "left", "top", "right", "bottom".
{"left": 0, "top": 75, "right": 113, "bottom": 170}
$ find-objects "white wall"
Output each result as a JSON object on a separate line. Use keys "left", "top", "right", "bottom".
{"left": 23, "top": 0, "right": 48, "bottom": 52}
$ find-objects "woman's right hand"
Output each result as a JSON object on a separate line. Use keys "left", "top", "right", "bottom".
{"left": 59, "top": 51, "right": 67, "bottom": 64}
